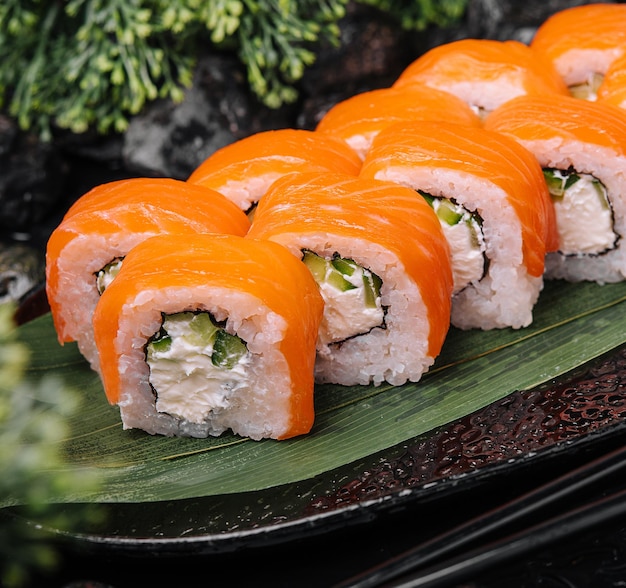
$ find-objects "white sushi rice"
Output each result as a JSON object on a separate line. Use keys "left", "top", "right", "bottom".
{"left": 48, "top": 230, "right": 155, "bottom": 373}
{"left": 521, "top": 137, "right": 626, "bottom": 284}
{"left": 372, "top": 166, "right": 543, "bottom": 330}
{"left": 272, "top": 232, "right": 434, "bottom": 387}
{"left": 217, "top": 170, "right": 283, "bottom": 211}
{"left": 344, "top": 131, "right": 378, "bottom": 161}
{"left": 550, "top": 48, "right": 624, "bottom": 87}
{"left": 112, "top": 285, "right": 293, "bottom": 440}
{"left": 430, "top": 76, "right": 529, "bottom": 118}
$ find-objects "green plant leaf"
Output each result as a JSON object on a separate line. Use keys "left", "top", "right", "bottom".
{"left": 3, "top": 279, "right": 626, "bottom": 507}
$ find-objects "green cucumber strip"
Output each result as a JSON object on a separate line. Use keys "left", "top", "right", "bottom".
{"left": 302, "top": 250, "right": 327, "bottom": 282}
{"left": 564, "top": 173, "right": 580, "bottom": 190}
{"left": 593, "top": 179, "right": 610, "bottom": 210}
{"left": 466, "top": 219, "right": 482, "bottom": 249}
{"left": 212, "top": 330, "right": 248, "bottom": 368}
{"left": 301, "top": 250, "right": 381, "bottom": 300}
{"left": 331, "top": 257, "right": 357, "bottom": 276}
{"left": 543, "top": 169, "right": 565, "bottom": 199}
{"left": 327, "top": 271, "right": 357, "bottom": 291}
{"left": 146, "top": 311, "right": 247, "bottom": 369}
{"left": 544, "top": 169, "right": 610, "bottom": 213}
{"left": 187, "top": 312, "right": 220, "bottom": 346}
{"left": 147, "top": 326, "right": 172, "bottom": 354}
{"left": 362, "top": 272, "right": 382, "bottom": 308}
{"left": 302, "top": 250, "right": 356, "bottom": 292}
{"left": 418, "top": 190, "right": 463, "bottom": 225}
{"left": 436, "top": 200, "right": 463, "bottom": 225}
{"left": 569, "top": 72, "right": 604, "bottom": 100}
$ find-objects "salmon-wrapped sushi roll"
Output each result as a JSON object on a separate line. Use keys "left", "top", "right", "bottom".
{"left": 361, "top": 121, "right": 558, "bottom": 331}
{"left": 393, "top": 39, "right": 569, "bottom": 119}
{"left": 46, "top": 178, "right": 250, "bottom": 372}
{"left": 186, "top": 128, "right": 362, "bottom": 213}
{"left": 92, "top": 233, "right": 324, "bottom": 440}
{"left": 531, "top": 3, "right": 626, "bottom": 100}
{"left": 247, "top": 172, "right": 453, "bottom": 387}
{"left": 485, "top": 94, "right": 626, "bottom": 284}
{"left": 315, "top": 86, "right": 481, "bottom": 160}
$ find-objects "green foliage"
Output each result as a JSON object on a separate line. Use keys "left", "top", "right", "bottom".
{"left": 359, "top": 0, "right": 467, "bottom": 30}
{"left": 0, "top": 0, "right": 468, "bottom": 139}
{"left": 226, "top": 0, "right": 345, "bottom": 108}
{"left": 0, "top": 303, "right": 103, "bottom": 588}
{"left": 0, "top": 0, "right": 195, "bottom": 140}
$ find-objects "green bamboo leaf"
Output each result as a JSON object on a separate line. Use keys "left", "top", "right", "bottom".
{"left": 3, "top": 279, "right": 626, "bottom": 507}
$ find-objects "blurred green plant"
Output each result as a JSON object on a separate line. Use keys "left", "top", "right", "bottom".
{"left": 359, "top": 0, "right": 467, "bottom": 30}
{"left": 0, "top": 303, "right": 103, "bottom": 588}
{"left": 0, "top": 0, "right": 467, "bottom": 140}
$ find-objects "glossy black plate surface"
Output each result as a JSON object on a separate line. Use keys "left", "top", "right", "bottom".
{"left": 7, "top": 342, "right": 626, "bottom": 561}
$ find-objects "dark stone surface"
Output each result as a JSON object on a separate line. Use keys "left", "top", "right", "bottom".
{"left": 460, "top": 0, "right": 597, "bottom": 42}
{"left": 0, "top": 116, "right": 67, "bottom": 238}
{"left": 121, "top": 53, "right": 298, "bottom": 180}
{"left": 296, "top": 3, "right": 419, "bottom": 130}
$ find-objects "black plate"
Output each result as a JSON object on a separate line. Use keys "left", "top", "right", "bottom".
{"left": 5, "top": 290, "right": 626, "bottom": 587}
{"left": 6, "top": 344, "right": 626, "bottom": 556}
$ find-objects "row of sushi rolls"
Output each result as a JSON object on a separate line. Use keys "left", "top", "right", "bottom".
{"left": 46, "top": 4, "right": 626, "bottom": 441}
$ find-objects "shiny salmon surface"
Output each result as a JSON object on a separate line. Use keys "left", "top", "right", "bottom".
{"left": 248, "top": 172, "right": 453, "bottom": 358}
{"left": 187, "top": 128, "right": 362, "bottom": 210}
{"left": 315, "top": 85, "right": 481, "bottom": 158}
{"left": 531, "top": 4, "right": 626, "bottom": 69}
{"left": 484, "top": 93, "right": 626, "bottom": 157}
{"left": 46, "top": 177, "right": 250, "bottom": 341}
{"left": 360, "top": 121, "right": 558, "bottom": 278}
{"left": 394, "top": 39, "right": 569, "bottom": 110}
{"left": 93, "top": 233, "right": 324, "bottom": 438}
{"left": 597, "top": 52, "right": 626, "bottom": 109}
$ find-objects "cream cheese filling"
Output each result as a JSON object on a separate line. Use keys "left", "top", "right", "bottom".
{"left": 146, "top": 312, "right": 251, "bottom": 424}
{"left": 95, "top": 258, "right": 123, "bottom": 294}
{"left": 544, "top": 169, "right": 617, "bottom": 255}
{"left": 317, "top": 277, "right": 384, "bottom": 345}
{"left": 426, "top": 196, "right": 487, "bottom": 293}
{"left": 302, "top": 251, "right": 384, "bottom": 346}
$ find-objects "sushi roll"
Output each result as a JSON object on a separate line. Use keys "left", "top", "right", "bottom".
{"left": 531, "top": 3, "right": 626, "bottom": 100}
{"left": 247, "top": 172, "right": 453, "bottom": 387}
{"left": 484, "top": 94, "right": 626, "bottom": 284}
{"left": 46, "top": 177, "right": 250, "bottom": 372}
{"left": 393, "top": 38, "right": 569, "bottom": 119}
{"left": 92, "top": 233, "right": 324, "bottom": 440}
{"left": 360, "top": 120, "right": 558, "bottom": 331}
{"left": 186, "top": 128, "right": 362, "bottom": 213}
{"left": 315, "top": 85, "right": 481, "bottom": 160}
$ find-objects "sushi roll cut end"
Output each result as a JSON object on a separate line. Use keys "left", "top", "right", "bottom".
{"left": 93, "top": 233, "right": 324, "bottom": 441}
